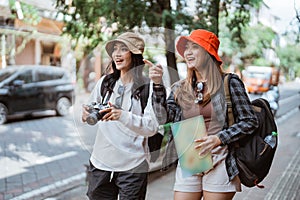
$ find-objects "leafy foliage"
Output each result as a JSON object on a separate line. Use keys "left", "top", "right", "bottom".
{"left": 55, "top": 0, "right": 262, "bottom": 60}
{"left": 220, "top": 0, "right": 263, "bottom": 46}
{"left": 9, "top": 0, "right": 41, "bottom": 25}
{"left": 219, "top": 12, "right": 276, "bottom": 69}
{"left": 277, "top": 44, "right": 300, "bottom": 77}
{"left": 241, "top": 24, "right": 276, "bottom": 64}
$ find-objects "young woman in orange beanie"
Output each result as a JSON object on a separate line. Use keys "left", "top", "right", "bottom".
{"left": 154, "top": 29, "right": 258, "bottom": 200}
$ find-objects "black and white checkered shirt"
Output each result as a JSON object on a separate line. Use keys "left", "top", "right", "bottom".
{"left": 156, "top": 74, "right": 258, "bottom": 181}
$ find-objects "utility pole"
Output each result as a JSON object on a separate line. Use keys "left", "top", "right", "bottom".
{"left": 1, "top": 34, "right": 6, "bottom": 68}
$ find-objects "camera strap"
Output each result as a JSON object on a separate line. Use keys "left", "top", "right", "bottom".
{"left": 102, "top": 90, "right": 112, "bottom": 105}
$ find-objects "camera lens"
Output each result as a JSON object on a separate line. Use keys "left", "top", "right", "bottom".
{"left": 86, "top": 113, "right": 99, "bottom": 125}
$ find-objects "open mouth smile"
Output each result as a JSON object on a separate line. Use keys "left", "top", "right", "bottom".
{"left": 115, "top": 59, "right": 124, "bottom": 65}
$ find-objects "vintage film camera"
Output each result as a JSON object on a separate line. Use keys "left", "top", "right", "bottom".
{"left": 86, "top": 102, "right": 110, "bottom": 125}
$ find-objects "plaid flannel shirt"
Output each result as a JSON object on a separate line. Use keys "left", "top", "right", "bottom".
{"left": 158, "top": 74, "right": 258, "bottom": 181}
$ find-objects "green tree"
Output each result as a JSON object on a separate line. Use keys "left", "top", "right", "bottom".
{"left": 219, "top": 18, "right": 276, "bottom": 70}
{"left": 2, "top": 0, "right": 42, "bottom": 64}
{"left": 8, "top": 0, "right": 41, "bottom": 25}
{"left": 277, "top": 44, "right": 300, "bottom": 78}
{"left": 241, "top": 24, "right": 276, "bottom": 65}
{"left": 220, "top": 0, "right": 263, "bottom": 44}
{"left": 55, "top": 0, "right": 263, "bottom": 83}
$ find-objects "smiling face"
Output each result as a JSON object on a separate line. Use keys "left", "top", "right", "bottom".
{"left": 184, "top": 41, "right": 208, "bottom": 71}
{"left": 112, "top": 42, "right": 132, "bottom": 72}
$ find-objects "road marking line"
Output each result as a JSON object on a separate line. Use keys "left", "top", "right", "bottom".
{"left": 10, "top": 172, "right": 86, "bottom": 200}
{"left": 35, "top": 151, "right": 77, "bottom": 164}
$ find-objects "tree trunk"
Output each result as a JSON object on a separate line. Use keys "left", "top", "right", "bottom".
{"left": 159, "top": 0, "right": 179, "bottom": 85}
{"left": 210, "top": 0, "right": 220, "bottom": 36}
{"left": 164, "top": 28, "right": 179, "bottom": 84}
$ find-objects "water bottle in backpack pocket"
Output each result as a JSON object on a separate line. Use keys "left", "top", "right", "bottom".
{"left": 264, "top": 131, "right": 278, "bottom": 149}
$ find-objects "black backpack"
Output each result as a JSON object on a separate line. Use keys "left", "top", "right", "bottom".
{"left": 224, "top": 73, "right": 278, "bottom": 188}
{"left": 100, "top": 74, "right": 163, "bottom": 162}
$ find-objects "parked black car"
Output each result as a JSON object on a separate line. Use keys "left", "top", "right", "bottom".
{"left": 0, "top": 65, "right": 75, "bottom": 124}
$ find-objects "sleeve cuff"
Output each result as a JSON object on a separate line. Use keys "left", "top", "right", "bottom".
{"left": 118, "top": 110, "right": 130, "bottom": 125}
{"left": 216, "top": 131, "right": 227, "bottom": 145}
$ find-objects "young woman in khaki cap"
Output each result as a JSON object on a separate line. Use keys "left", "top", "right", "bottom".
{"left": 153, "top": 29, "right": 258, "bottom": 200}
{"left": 82, "top": 32, "right": 165, "bottom": 200}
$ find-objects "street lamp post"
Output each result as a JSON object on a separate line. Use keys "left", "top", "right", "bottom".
{"left": 1, "top": 34, "right": 6, "bottom": 68}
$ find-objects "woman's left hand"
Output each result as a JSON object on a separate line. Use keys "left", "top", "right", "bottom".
{"left": 101, "top": 102, "right": 122, "bottom": 121}
{"left": 194, "top": 135, "right": 222, "bottom": 157}
{"left": 144, "top": 59, "right": 163, "bottom": 84}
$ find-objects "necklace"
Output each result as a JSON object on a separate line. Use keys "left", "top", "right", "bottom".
{"left": 194, "top": 82, "right": 204, "bottom": 104}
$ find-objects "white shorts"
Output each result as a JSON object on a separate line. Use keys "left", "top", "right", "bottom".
{"left": 174, "top": 159, "right": 241, "bottom": 193}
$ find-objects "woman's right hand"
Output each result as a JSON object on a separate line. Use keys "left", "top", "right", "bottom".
{"left": 144, "top": 59, "right": 163, "bottom": 85}
{"left": 82, "top": 104, "right": 89, "bottom": 122}
{"left": 194, "top": 135, "right": 222, "bottom": 157}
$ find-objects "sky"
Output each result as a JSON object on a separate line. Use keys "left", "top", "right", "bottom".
{"left": 264, "top": 0, "right": 298, "bottom": 34}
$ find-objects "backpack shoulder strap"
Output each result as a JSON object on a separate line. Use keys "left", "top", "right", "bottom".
{"left": 139, "top": 83, "right": 150, "bottom": 113}
{"left": 100, "top": 74, "right": 117, "bottom": 104}
{"left": 224, "top": 73, "right": 235, "bottom": 126}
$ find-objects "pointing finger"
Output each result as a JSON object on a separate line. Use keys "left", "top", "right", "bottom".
{"left": 143, "top": 59, "right": 154, "bottom": 67}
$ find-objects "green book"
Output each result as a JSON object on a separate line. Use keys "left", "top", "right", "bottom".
{"left": 171, "top": 115, "right": 213, "bottom": 177}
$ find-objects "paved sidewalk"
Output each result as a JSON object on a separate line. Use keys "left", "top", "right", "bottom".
{"left": 234, "top": 109, "right": 300, "bottom": 200}
{"left": 49, "top": 108, "right": 300, "bottom": 200}
{"left": 44, "top": 166, "right": 176, "bottom": 200}
{"left": 4, "top": 84, "right": 298, "bottom": 200}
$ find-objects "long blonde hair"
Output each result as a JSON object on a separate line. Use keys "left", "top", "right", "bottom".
{"left": 174, "top": 47, "right": 225, "bottom": 109}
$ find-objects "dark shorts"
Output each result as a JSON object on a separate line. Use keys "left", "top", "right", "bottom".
{"left": 86, "top": 160, "right": 149, "bottom": 200}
